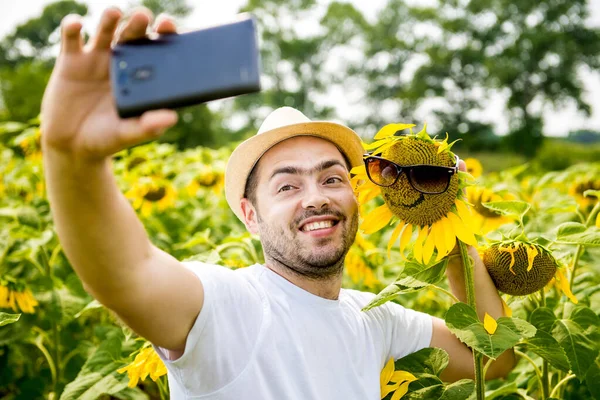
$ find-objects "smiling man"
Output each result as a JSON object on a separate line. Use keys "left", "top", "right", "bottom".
{"left": 41, "top": 7, "right": 515, "bottom": 400}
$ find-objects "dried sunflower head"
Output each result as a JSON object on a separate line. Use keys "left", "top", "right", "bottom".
{"left": 483, "top": 240, "right": 558, "bottom": 296}
{"left": 351, "top": 124, "right": 477, "bottom": 265}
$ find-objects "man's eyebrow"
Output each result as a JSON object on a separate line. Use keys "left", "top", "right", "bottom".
{"left": 269, "top": 159, "right": 347, "bottom": 181}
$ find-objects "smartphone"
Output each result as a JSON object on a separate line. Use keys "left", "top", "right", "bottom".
{"left": 110, "top": 14, "right": 261, "bottom": 118}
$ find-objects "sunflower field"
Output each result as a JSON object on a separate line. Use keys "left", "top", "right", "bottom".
{"left": 1, "top": 117, "right": 600, "bottom": 400}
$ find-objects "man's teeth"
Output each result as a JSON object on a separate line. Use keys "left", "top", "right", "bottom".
{"left": 303, "top": 220, "right": 334, "bottom": 232}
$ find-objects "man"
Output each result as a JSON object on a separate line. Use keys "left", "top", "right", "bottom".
{"left": 41, "top": 7, "right": 515, "bottom": 399}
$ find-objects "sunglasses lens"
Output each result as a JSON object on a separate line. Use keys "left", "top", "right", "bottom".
{"left": 408, "top": 166, "right": 451, "bottom": 194}
{"left": 367, "top": 158, "right": 399, "bottom": 187}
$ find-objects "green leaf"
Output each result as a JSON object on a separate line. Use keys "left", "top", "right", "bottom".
{"left": 524, "top": 330, "right": 571, "bottom": 372}
{"left": 361, "top": 282, "right": 403, "bottom": 312}
{"left": 0, "top": 312, "right": 21, "bottom": 327}
{"left": 552, "top": 315, "right": 599, "bottom": 379}
{"left": 482, "top": 200, "right": 530, "bottom": 219}
{"left": 585, "top": 358, "right": 600, "bottom": 399}
{"left": 59, "top": 330, "right": 144, "bottom": 400}
{"left": 555, "top": 225, "right": 600, "bottom": 247}
{"left": 439, "top": 379, "right": 475, "bottom": 400}
{"left": 394, "top": 347, "right": 449, "bottom": 377}
{"left": 584, "top": 189, "right": 600, "bottom": 199}
{"left": 530, "top": 308, "right": 557, "bottom": 333}
{"left": 362, "top": 259, "right": 448, "bottom": 311}
{"left": 445, "top": 303, "right": 536, "bottom": 360}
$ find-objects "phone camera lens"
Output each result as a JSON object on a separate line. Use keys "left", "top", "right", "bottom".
{"left": 121, "top": 88, "right": 130, "bottom": 96}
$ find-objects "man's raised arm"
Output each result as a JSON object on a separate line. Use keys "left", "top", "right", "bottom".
{"left": 41, "top": 8, "right": 203, "bottom": 352}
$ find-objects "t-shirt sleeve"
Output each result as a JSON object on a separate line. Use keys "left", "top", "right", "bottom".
{"left": 385, "top": 302, "right": 433, "bottom": 360}
{"left": 153, "top": 262, "right": 264, "bottom": 396}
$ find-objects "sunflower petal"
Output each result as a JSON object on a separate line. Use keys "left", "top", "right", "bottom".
{"left": 433, "top": 221, "right": 447, "bottom": 262}
{"left": 361, "top": 204, "right": 394, "bottom": 234}
{"left": 484, "top": 312, "right": 498, "bottom": 334}
{"left": 413, "top": 226, "right": 428, "bottom": 263}
{"left": 422, "top": 226, "right": 435, "bottom": 264}
{"left": 526, "top": 245, "right": 539, "bottom": 272}
{"left": 382, "top": 382, "right": 401, "bottom": 398}
{"left": 501, "top": 297, "right": 513, "bottom": 317}
{"left": 380, "top": 358, "right": 395, "bottom": 388}
{"left": 554, "top": 268, "right": 578, "bottom": 304}
{"left": 350, "top": 165, "right": 367, "bottom": 175}
{"left": 391, "top": 382, "right": 411, "bottom": 400}
{"left": 388, "top": 222, "right": 406, "bottom": 258}
{"left": 359, "top": 184, "right": 381, "bottom": 204}
{"left": 447, "top": 212, "right": 477, "bottom": 246}
{"left": 374, "top": 123, "right": 416, "bottom": 140}
{"left": 399, "top": 223, "right": 413, "bottom": 260}
{"left": 441, "top": 216, "right": 456, "bottom": 255}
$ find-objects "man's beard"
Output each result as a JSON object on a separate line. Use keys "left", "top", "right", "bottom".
{"left": 258, "top": 208, "right": 358, "bottom": 280}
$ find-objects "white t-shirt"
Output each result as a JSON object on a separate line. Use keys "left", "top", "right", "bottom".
{"left": 154, "top": 262, "right": 433, "bottom": 399}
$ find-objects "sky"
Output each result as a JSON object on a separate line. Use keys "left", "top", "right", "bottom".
{"left": 0, "top": 0, "right": 599, "bottom": 136}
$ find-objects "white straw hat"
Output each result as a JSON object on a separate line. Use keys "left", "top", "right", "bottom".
{"left": 225, "top": 106, "right": 364, "bottom": 221}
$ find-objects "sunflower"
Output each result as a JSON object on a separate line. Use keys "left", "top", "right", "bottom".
{"left": 464, "top": 157, "right": 483, "bottom": 178}
{"left": 380, "top": 357, "right": 417, "bottom": 400}
{"left": 351, "top": 124, "right": 478, "bottom": 265}
{"left": 125, "top": 176, "right": 177, "bottom": 217}
{"left": 185, "top": 163, "right": 225, "bottom": 196}
{"left": 482, "top": 239, "right": 576, "bottom": 302}
{"left": 466, "top": 186, "right": 515, "bottom": 234}
{"left": 568, "top": 177, "right": 600, "bottom": 211}
{"left": 0, "top": 283, "right": 38, "bottom": 314}
{"left": 118, "top": 344, "right": 167, "bottom": 388}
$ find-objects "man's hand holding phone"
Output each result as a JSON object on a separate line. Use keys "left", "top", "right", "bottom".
{"left": 41, "top": 8, "right": 179, "bottom": 160}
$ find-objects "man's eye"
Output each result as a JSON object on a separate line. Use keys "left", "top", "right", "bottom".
{"left": 278, "top": 184, "right": 294, "bottom": 192}
{"left": 325, "top": 177, "right": 342, "bottom": 184}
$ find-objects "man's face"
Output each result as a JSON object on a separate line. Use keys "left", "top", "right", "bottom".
{"left": 243, "top": 136, "right": 359, "bottom": 279}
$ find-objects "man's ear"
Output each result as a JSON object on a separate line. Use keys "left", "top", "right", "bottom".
{"left": 240, "top": 198, "right": 259, "bottom": 234}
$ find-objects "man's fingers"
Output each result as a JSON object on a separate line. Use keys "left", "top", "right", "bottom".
{"left": 115, "top": 110, "right": 178, "bottom": 149}
{"left": 458, "top": 159, "right": 466, "bottom": 172}
{"left": 89, "top": 7, "right": 122, "bottom": 50}
{"left": 154, "top": 14, "right": 177, "bottom": 35}
{"left": 117, "top": 8, "right": 153, "bottom": 43}
{"left": 60, "top": 14, "right": 84, "bottom": 54}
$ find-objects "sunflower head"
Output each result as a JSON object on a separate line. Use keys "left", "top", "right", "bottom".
{"left": 465, "top": 158, "right": 483, "bottom": 178}
{"left": 352, "top": 124, "right": 477, "bottom": 265}
{"left": 379, "top": 135, "right": 460, "bottom": 227}
{"left": 483, "top": 240, "right": 558, "bottom": 296}
{"left": 568, "top": 177, "right": 600, "bottom": 210}
{"left": 467, "top": 186, "right": 515, "bottom": 234}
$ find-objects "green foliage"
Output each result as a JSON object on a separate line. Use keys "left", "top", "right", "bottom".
{"left": 0, "top": 312, "right": 20, "bottom": 327}
{"left": 140, "top": 0, "right": 192, "bottom": 17}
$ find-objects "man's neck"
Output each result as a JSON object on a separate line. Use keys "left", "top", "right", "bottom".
{"left": 264, "top": 262, "right": 343, "bottom": 300}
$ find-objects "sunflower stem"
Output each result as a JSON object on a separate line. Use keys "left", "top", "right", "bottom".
{"left": 514, "top": 349, "right": 544, "bottom": 400}
{"left": 429, "top": 284, "right": 460, "bottom": 304}
{"left": 539, "top": 288, "right": 550, "bottom": 400}
{"left": 549, "top": 374, "right": 576, "bottom": 399}
{"left": 458, "top": 240, "right": 484, "bottom": 400}
{"left": 570, "top": 201, "right": 600, "bottom": 292}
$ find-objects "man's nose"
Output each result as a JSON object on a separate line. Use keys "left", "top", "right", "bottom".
{"left": 301, "top": 183, "right": 330, "bottom": 209}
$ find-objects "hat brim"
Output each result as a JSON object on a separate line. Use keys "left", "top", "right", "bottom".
{"left": 225, "top": 121, "right": 364, "bottom": 221}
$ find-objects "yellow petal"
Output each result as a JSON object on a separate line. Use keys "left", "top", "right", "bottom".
{"left": 374, "top": 123, "right": 416, "bottom": 139}
{"left": 391, "top": 381, "right": 412, "bottom": 400}
{"left": 413, "top": 225, "right": 428, "bottom": 263}
{"left": 432, "top": 221, "right": 447, "bottom": 262}
{"left": 501, "top": 297, "right": 513, "bottom": 317}
{"left": 441, "top": 216, "right": 456, "bottom": 256}
{"left": 361, "top": 204, "right": 394, "bottom": 234}
{"left": 447, "top": 212, "right": 477, "bottom": 246}
{"left": 350, "top": 165, "right": 367, "bottom": 175}
{"left": 380, "top": 358, "right": 395, "bottom": 388}
{"left": 390, "top": 370, "right": 417, "bottom": 383}
{"left": 359, "top": 184, "right": 382, "bottom": 205}
{"left": 555, "top": 269, "right": 578, "bottom": 304}
{"left": 526, "top": 245, "right": 539, "bottom": 272}
{"left": 382, "top": 382, "right": 401, "bottom": 398}
{"left": 596, "top": 212, "right": 600, "bottom": 228}
{"left": 422, "top": 226, "right": 435, "bottom": 264}
{"left": 388, "top": 222, "right": 406, "bottom": 258}
{"left": 364, "top": 138, "right": 393, "bottom": 151}
{"left": 399, "top": 223, "right": 413, "bottom": 260}
{"left": 455, "top": 200, "right": 473, "bottom": 223}
{"left": 484, "top": 313, "right": 498, "bottom": 334}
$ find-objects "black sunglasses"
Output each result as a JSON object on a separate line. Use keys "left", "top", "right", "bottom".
{"left": 363, "top": 154, "right": 460, "bottom": 194}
